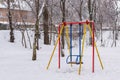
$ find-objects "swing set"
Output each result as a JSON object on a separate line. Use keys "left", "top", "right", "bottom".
{"left": 46, "top": 20, "right": 104, "bottom": 75}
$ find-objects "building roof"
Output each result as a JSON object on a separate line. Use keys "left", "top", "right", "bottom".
{"left": 0, "top": 0, "right": 32, "bottom": 11}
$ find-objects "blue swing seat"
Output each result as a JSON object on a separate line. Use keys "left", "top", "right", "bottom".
{"left": 66, "top": 55, "right": 83, "bottom": 64}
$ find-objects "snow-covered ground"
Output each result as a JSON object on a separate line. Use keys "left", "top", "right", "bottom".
{"left": 0, "top": 30, "right": 120, "bottom": 80}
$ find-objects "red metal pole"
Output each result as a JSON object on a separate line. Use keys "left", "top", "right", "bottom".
{"left": 65, "top": 21, "right": 93, "bottom": 25}
{"left": 59, "top": 21, "right": 93, "bottom": 26}
{"left": 58, "top": 25, "right": 61, "bottom": 69}
{"left": 92, "top": 22, "right": 95, "bottom": 73}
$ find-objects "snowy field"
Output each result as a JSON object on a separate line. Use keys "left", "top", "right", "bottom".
{"left": 0, "top": 30, "right": 120, "bottom": 80}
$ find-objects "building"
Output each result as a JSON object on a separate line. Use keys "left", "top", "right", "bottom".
{"left": 0, "top": 1, "right": 35, "bottom": 29}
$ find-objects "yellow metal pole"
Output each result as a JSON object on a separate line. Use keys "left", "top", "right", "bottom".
{"left": 81, "top": 24, "right": 86, "bottom": 57}
{"left": 65, "top": 36, "right": 70, "bottom": 53}
{"left": 65, "top": 26, "right": 70, "bottom": 53}
{"left": 46, "top": 24, "right": 64, "bottom": 70}
{"left": 87, "top": 24, "right": 104, "bottom": 70}
{"left": 78, "top": 24, "right": 86, "bottom": 75}
{"left": 94, "top": 42, "right": 104, "bottom": 69}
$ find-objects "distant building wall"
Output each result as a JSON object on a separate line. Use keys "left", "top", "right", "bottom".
{"left": 0, "top": 8, "right": 35, "bottom": 25}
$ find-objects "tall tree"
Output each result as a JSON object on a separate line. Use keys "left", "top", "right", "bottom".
{"left": 97, "top": 0, "right": 104, "bottom": 46}
{"left": 88, "top": 0, "right": 94, "bottom": 45}
{"left": 32, "top": 0, "right": 40, "bottom": 60}
{"left": 25, "top": 0, "right": 45, "bottom": 60}
{"left": 43, "top": 0, "right": 49, "bottom": 44}
{"left": 60, "top": 0, "right": 66, "bottom": 57}
{"left": 111, "top": 0, "right": 119, "bottom": 47}
{"left": 7, "top": 0, "right": 15, "bottom": 42}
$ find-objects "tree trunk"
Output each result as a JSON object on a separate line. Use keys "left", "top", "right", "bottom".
{"left": 32, "top": 34, "right": 37, "bottom": 60}
{"left": 21, "top": 31, "right": 27, "bottom": 48}
{"left": 99, "top": 14, "right": 103, "bottom": 46}
{"left": 79, "top": 0, "right": 83, "bottom": 21}
{"left": 32, "top": 0, "right": 40, "bottom": 60}
{"left": 88, "top": 0, "right": 92, "bottom": 45}
{"left": 49, "top": 0, "right": 53, "bottom": 45}
{"left": 60, "top": 0, "right": 66, "bottom": 57}
{"left": 100, "top": 22, "right": 103, "bottom": 46}
{"left": 61, "top": 0, "right": 65, "bottom": 49}
{"left": 32, "top": 20, "right": 39, "bottom": 60}
{"left": 43, "top": 4, "right": 49, "bottom": 44}
{"left": 7, "top": 0, "right": 14, "bottom": 42}
{"left": 112, "top": 19, "right": 117, "bottom": 47}
{"left": 26, "top": 29, "right": 32, "bottom": 49}
{"left": 36, "top": 28, "right": 39, "bottom": 50}
{"left": 115, "top": 19, "right": 118, "bottom": 47}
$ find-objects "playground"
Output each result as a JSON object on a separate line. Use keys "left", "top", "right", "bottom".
{"left": 46, "top": 20, "right": 103, "bottom": 75}
{"left": 0, "top": 21, "right": 120, "bottom": 80}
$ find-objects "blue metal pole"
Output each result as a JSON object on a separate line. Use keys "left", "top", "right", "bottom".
{"left": 81, "top": 25, "right": 83, "bottom": 39}
{"left": 79, "top": 24, "right": 81, "bottom": 59}
{"left": 70, "top": 24, "right": 72, "bottom": 62}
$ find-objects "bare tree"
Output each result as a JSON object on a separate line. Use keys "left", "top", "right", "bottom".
{"left": 32, "top": 0, "right": 40, "bottom": 60}
{"left": 68, "top": 0, "right": 84, "bottom": 21}
{"left": 60, "top": 0, "right": 66, "bottom": 57}
{"left": 88, "top": 0, "right": 93, "bottom": 45}
{"left": 111, "top": 0, "right": 119, "bottom": 47}
{"left": 17, "top": 0, "right": 32, "bottom": 49}
{"left": 24, "top": 0, "right": 45, "bottom": 60}
{"left": 7, "top": 0, "right": 15, "bottom": 42}
{"left": 92, "top": 0, "right": 104, "bottom": 46}
{"left": 43, "top": 0, "right": 49, "bottom": 44}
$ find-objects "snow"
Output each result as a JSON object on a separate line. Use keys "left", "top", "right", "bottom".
{"left": 0, "top": 30, "right": 120, "bottom": 80}
{"left": 0, "top": 21, "right": 8, "bottom": 24}
{"left": 0, "top": 0, "right": 31, "bottom": 11}
{"left": 0, "top": 21, "right": 35, "bottom": 26}
{"left": 15, "top": 22, "right": 35, "bottom": 25}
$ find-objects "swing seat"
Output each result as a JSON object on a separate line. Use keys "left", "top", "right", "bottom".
{"left": 66, "top": 55, "right": 83, "bottom": 65}
{"left": 68, "top": 61, "right": 83, "bottom": 64}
